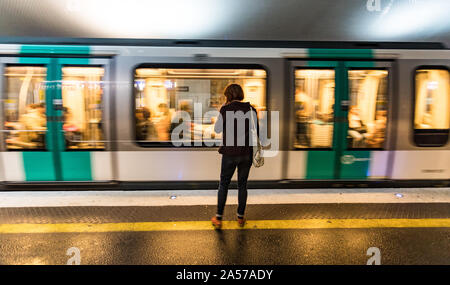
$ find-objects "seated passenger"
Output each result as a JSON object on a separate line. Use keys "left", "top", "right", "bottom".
{"left": 17, "top": 103, "right": 46, "bottom": 148}
{"left": 155, "top": 103, "right": 171, "bottom": 141}
{"left": 295, "top": 101, "right": 310, "bottom": 147}
{"left": 367, "top": 110, "right": 387, "bottom": 148}
{"left": 63, "top": 107, "right": 81, "bottom": 149}
{"left": 170, "top": 103, "right": 193, "bottom": 141}
{"left": 136, "top": 107, "right": 157, "bottom": 141}
{"left": 295, "top": 91, "right": 312, "bottom": 147}
{"left": 348, "top": 107, "right": 369, "bottom": 148}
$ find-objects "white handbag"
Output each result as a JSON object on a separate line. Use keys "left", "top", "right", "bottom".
{"left": 250, "top": 108, "right": 264, "bottom": 168}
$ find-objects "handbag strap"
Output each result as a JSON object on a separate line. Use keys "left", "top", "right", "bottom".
{"left": 249, "top": 106, "right": 258, "bottom": 145}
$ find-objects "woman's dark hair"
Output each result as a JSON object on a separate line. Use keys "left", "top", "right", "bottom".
{"left": 224, "top": 84, "right": 244, "bottom": 103}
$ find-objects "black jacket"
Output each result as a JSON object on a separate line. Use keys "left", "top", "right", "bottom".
{"left": 214, "top": 101, "right": 259, "bottom": 156}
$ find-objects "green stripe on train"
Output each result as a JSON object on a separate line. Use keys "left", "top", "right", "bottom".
{"left": 308, "top": 49, "right": 373, "bottom": 59}
{"left": 60, "top": 152, "right": 93, "bottom": 181}
{"left": 305, "top": 151, "right": 335, "bottom": 179}
{"left": 20, "top": 45, "right": 90, "bottom": 55}
{"left": 22, "top": 152, "right": 57, "bottom": 181}
{"left": 304, "top": 49, "right": 373, "bottom": 180}
{"left": 339, "top": 151, "right": 371, "bottom": 179}
{"left": 19, "top": 47, "right": 94, "bottom": 181}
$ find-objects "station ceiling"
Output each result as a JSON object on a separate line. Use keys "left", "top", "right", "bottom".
{"left": 0, "top": 0, "right": 449, "bottom": 47}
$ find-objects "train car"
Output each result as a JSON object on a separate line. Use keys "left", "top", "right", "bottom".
{"left": 0, "top": 38, "right": 448, "bottom": 190}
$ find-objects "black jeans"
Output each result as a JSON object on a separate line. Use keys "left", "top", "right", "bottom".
{"left": 217, "top": 153, "right": 252, "bottom": 218}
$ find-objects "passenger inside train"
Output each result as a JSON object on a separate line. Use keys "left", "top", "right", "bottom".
{"left": 347, "top": 106, "right": 369, "bottom": 148}
{"left": 6, "top": 102, "right": 47, "bottom": 149}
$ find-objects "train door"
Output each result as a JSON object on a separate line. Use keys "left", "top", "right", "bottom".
{"left": 0, "top": 57, "right": 113, "bottom": 182}
{"left": 289, "top": 60, "right": 392, "bottom": 180}
{"left": 339, "top": 61, "right": 391, "bottom": 179}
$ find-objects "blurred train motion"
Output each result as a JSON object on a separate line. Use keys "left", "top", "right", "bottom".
{"left": 0, "top": 39, "right": 448, "bottom": 189}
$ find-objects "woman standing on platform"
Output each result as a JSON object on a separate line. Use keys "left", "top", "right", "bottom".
{"left": 211, "top": 84, "right": 259, "bottom": 229}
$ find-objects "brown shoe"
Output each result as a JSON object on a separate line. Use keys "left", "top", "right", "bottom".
{"left": 211, "top": 216, "right": 222, "bottom": 229}
{"left": 237, "top": 217, "right": 245, "bottom": 227}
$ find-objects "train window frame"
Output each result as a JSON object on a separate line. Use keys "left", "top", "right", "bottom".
{"left": 292, "top": 67, "right": 336, "bottom": 151}
{"left": 346, "top": 67, "right": 390, "bottom": 151}
{"left": 61, "top": 64, "right": 107, "bottom": 152}
{"left": 412, "top": 66, "right": 450, "bottom": 147}
{"left": 3, "top": 64, "right": 48, "bottom": 152}
{"left": 132, "top": 63, "right": 270, "bottom": 148}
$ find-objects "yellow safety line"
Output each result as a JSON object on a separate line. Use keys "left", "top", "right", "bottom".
{"left": 0, "top": 219, "right": 449, "bottom": 234}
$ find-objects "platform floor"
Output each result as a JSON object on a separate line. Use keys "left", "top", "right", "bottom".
{"left": 0, "top": 200, "right": 448, "bottom": 265}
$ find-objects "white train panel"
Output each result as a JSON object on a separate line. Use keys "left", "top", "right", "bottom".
{"left": 391, "top": 150, "right": 450, "bottom": 179}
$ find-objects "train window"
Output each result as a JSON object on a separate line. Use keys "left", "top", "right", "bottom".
{"left": 3, "top": 66, "right": 47, "bottom": 150}
{"left": 294, "top": 69, "right": 335, "bottom": 149}
{"left": 61, "top": 66, "right": 105, "bottom": 150}
{"left": 133, "top": 67, "right": 267, "bottom": 146}
{"left": 347, "top": 70, "right": 388, "bottom": 149}
{"left": 414, "top": 68, "right": 450, "bottom": 147}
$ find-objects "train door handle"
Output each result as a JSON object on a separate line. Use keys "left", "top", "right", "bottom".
{"left": 341, "top": 100, "right": 350, "bottom": 111}
{"left": 334, "top": 117, "right": 347, "bottom": 123}
{"left": 53, "top": 99, "right": 63, "bottom": 110}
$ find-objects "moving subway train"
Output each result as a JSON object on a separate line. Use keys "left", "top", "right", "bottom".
{"left": 0, "top": 39, "right": 449, "bottom": 189}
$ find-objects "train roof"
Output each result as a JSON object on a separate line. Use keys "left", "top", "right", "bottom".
{"left": 0, "top": 37, "right": 446, "bottom": 50}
